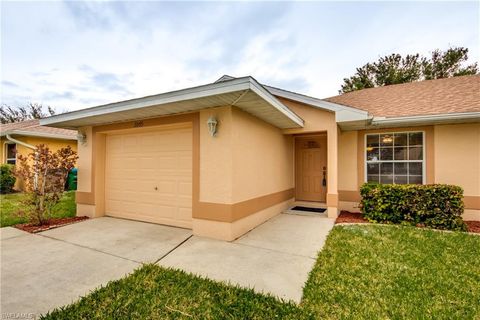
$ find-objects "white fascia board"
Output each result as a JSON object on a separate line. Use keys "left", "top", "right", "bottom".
{"left": 249, "top": 79, "right": 304, "bottom": 127}
{"left": 372, "top": 112, "right": 480, "bottom": 125}
{"left": 264, "top": 85, "right": 369, "bottom": 123}
{"left": 40, "top": 77, "right": 254, "bottom": 127}
{"left": 5, "top": 130, "right": 78, "bottom": 140}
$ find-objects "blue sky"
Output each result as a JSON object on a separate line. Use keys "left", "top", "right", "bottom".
{"left": 1, "top": 1, "right": 478, "bottom": 112}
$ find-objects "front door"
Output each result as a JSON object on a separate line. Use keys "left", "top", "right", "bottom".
{"left": 295, "top": 136, "right": 327, "bottom": 202}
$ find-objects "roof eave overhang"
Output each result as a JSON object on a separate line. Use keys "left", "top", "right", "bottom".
{"left": 40, "top": 77, "right": 304, "bottom": 130}
{"left": 338, "top": 112, "right": 480, "bottom": 131}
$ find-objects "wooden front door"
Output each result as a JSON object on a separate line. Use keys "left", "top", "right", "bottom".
{"left": 295, "top": 136, "right": 327, "bottom": 202}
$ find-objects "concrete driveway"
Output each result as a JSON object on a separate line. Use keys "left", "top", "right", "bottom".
{"left": 1, "top": 213, "right": 334, "bottom": 317}
{"left": 0, "top": 217, "right": 192, "bottom": 317}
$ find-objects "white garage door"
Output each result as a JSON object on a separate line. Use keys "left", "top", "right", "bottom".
{"left": 105, "top": 124, "right": 192, "bottom": 229}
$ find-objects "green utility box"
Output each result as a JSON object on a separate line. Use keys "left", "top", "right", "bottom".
{"left": 67, "top": 168, "right": 78, "bottom": 191}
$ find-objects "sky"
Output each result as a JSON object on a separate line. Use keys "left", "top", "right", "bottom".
{"left": 1, "top": 1, "right": 479, "bottom": 112}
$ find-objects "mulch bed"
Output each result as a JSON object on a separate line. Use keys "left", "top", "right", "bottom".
{"left": 335, "top": 211, "right": 368, "bottom": 224}
{"left": 465, "top": 221, "right": 480, "bottom": 233}
{"left": 336, "top": 211, "right": 480, "bottom": 234}
{"left": 15, "top": 216, "right": 89, "bottom": 233}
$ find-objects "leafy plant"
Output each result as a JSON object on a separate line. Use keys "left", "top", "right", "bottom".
{"left": 360, "top": 183, "right": 466, "bottom": 231}
{"left": 14, "top": 144, "right": 78, "bottom": 225}
{"left": 0, "top": 164, "right": 16, "bottom": 194}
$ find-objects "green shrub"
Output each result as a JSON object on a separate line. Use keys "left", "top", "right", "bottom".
{"left": 360, "top": 183, "right": 466, "bottom": 231}
{"left": 0, "top": 164, "right": 16, "bottom": 194}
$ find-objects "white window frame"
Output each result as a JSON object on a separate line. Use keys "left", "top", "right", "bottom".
{"left": 4, "top": 142, "right": 17, "bottom": 165}
{"left": 364, "top": 131, "right": 426, "bottom": 185}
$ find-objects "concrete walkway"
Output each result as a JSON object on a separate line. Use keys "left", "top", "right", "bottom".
{"left": 159, "top": 213, "right": 335, "bottom": 302}
{"left": 1, "top": 213, "right": 334, "bottom": 317}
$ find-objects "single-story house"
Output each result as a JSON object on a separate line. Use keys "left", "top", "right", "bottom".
{"left": 1, "top": 119, "right": 78, "bottom": 189}
{"left": 40, "top": 74, "right": 480, "bottom": 240}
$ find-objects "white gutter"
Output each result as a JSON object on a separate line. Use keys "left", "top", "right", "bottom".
{"left": 5, "top": 133, "right": 37, "bottom": 150}
{"left": 2, "top": 130, "right": 77, "bottom": 141}
{"left": 371, "top": 112, "right": 480, "bottom": 126}
{"left": 264, "top": 85, "right": 369, "bottom": 114}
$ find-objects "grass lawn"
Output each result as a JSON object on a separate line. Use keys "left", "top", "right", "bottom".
{"left": 0, "top": 191, "right": 76, "bottom": 227}
{"left": 43, "top": 225, "right": 480, "bottom": 319}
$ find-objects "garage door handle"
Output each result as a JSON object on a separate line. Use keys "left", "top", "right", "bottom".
{"left": 154, "top": 187, "right": 158, "bottom": 190}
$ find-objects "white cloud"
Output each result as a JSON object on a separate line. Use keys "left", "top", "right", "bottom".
{"left": 1, "top": 1, "right": 478, "bottom": 111}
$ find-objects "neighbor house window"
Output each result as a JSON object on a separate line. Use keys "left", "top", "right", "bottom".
{"left": 365, "top": 132, "right": 424, "bottom": 184}
{"left": 5, "top": 143, "right": 17, "bottom": 165}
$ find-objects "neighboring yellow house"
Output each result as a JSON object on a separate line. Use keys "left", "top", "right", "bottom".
{"left": 40, "top": 75, "right": 479, "bottom": 241}
{"left": 0, "top": 119, "right": 78, "bottom": 190}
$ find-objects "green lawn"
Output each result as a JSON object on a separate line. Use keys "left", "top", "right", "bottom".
{"left": 43, "top": 225, "right": 480, "bottom": 319}
{"left": 0, "top": 191, "right": 76, "bottom": 227}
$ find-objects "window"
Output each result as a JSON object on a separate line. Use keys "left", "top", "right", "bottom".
{"left": 365, "top": 132, "right": 424, "bottom": 184}
{"left": 5, "top": 143, "right": 17, "bottom": 165}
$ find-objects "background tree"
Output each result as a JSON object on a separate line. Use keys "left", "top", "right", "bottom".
{"left": 340, "top": 46, "right": 478, "bottom": 93}
{"left": 0, "top": 103, "right": 56, "bottom": 124}
{"left": 14, "top": 144, "right": 78, "bottom": 225}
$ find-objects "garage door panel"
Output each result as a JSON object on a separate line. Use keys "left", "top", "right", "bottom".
{"left": 177, "top": 208, "right": 192, "bottom": 221}
{"left": 178, "top": 182, "right": 192, "bottom": 196}
{"left": 105, "top": 124, "right": 192, "bottom": 229}
{"left": 139, "top": 157, "right": 157, "bottom": 169}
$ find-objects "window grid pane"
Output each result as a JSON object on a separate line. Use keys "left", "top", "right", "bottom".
{"left": 366, "top": 132, "right": 424, "bottom": 185}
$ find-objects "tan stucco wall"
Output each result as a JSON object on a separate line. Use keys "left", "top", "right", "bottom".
{"left": 434, "top": 123, "right": 480, "bottom": 196}
{"left": 199, "top": 106, "right": 294, "bottom": 204}
{"left": 1, "top": 136, "right": 77, "bottom": 190}
{"left": 231, "top": 107, "right": 294, "bottom": 203}
{"left": 338, "top": 131, "right": 358, "bottom": 191}
{"left": 199, "top": 106, "right": 233, "bottom": 204}
{"left": 76, "top": 127, "right": 93, "bottom": 193}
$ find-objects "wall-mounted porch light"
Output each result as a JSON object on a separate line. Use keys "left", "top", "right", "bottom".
{"left": 207, "top": 116, "right": 218, "bottom": 137}
{"left": 77, "top": 132, "right": 87, "bottom": 145}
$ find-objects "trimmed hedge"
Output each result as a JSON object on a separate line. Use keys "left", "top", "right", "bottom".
{"left": 360, "top": 183, "right": 466, "bottom": 231}
{"left": 0, "top": 164, "right": 16, "bottom": 194}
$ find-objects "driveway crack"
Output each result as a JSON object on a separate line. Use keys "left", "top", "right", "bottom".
{"left": 36, "top": 233, "right": 142, "bottom": 264}
{"left": 154, "top": 234, "right": 193, "bottom": 264}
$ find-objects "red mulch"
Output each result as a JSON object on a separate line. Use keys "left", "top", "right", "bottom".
{"left": 15, "top": 216, "right": 89, "bottom": 233}
{"left": 335, "top": 211, "right": 368, "bottom": 224}
{"left": 465, "top": 221, "right": 480, "bottom": 234}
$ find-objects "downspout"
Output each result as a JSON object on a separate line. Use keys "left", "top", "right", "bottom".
{"left": 6, "top": 133, "right": 37, "bottom": 150}
{"left": 6, "top": 133, "right": 38, "bottom": 188}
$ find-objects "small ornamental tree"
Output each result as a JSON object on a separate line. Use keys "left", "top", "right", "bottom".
{"left": 15, "top": 144, "right": 78, "bottom": 225}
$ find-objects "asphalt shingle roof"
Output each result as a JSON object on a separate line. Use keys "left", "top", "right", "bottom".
{"left": 0, "top": 119, "right": 77, "bottom": 138}
{"left": 325, "top": 75, "right": 480, "bottom": 118}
